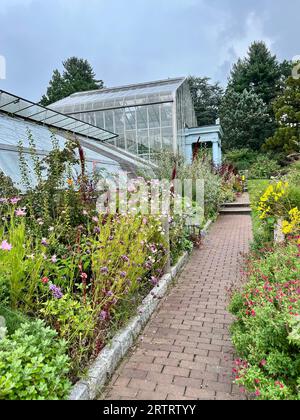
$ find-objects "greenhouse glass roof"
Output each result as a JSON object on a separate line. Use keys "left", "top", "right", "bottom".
{"left": 50, "top": 77, "right": 186, "bottom": 114}
{"left": 0, "top": 90, "right": 117, "bottom": 141}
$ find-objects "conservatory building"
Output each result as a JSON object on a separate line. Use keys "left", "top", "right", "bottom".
{"left": 0, "top": 90, "right": 153, "bottom": 189}
{"left": 50, "top": 77, "right": 222, "bottom": 165}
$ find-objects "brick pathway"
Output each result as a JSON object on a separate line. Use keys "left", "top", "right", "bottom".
{"left": 102, "top": 210, "right": 252, "bottom": 400}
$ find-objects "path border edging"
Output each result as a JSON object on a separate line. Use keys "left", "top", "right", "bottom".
{"left": 69, "top": 220, "right": 212, "bottom": 400}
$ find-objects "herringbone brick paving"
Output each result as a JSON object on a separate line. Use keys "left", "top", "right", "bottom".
{"left": 102, "top": 210, "right": 252, "bottom": 400}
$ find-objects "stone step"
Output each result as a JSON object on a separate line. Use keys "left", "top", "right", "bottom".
{"left": 222, "top": 202, "right": 251, "bottom": 208}
{"left": 220, "top": 207, "right": 252, "bottom": 215}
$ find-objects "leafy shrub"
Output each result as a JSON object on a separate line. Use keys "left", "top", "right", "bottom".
{"left": 0, "top": 320, "right": 71, "bottom": 400}
{"left": 225, "top": 149, "right": 281, "bottom": 179}
{"left": 225, "top": 148, "right": 259, "bottom": 171}
{"left": 169, "top": 215, "right": 193, "bottom": 265}
{"left": 248, "top": 155, "right": 280, "bottom": 179}
{"left": 41, "top": 295, "right": 96, "bottom": 379}
{"left": 0, "top": 305, "right": 29, "bottom": 335}
{"left": 229, "top": 242, "right": 300, "bottom": 400}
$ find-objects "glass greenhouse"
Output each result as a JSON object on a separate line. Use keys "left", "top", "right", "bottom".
{"left": 0, "top": 90, "right": 152, "bottom": 190}
{"left": 50, "top": 78, "right": 197, "bottom": 162}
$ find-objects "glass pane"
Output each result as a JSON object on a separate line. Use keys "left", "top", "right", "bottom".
{"left": 137, "top": 107, "right": 148, "bottom": 129}
{"left": 160, "top": 103, "right": 173, "bottom": 127}
{"left": 104, "top": 110, "right": 114, "bottom": 132}
{"left": 148, "top": 104, "right": 160, "bottom": 128}
{"left": 125, "top": 108, "right": 136, "bottom": 130}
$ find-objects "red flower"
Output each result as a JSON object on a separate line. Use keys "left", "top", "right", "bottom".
{"left": 42, "top": 277, "right": 49, "bottom": 284}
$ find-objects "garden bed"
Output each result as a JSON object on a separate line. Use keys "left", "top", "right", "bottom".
{"left": 229, "top": 166, "right": 300, "bottom": 400}
{"left": 69, "top": 251, "right": 190, "bottom": 400}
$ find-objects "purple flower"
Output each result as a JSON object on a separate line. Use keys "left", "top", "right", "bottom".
{"left": 49, "top": 284, "right": 63, "bottom": 299}
{"left": 100, "top": 267, "right": 109, "bottom": 274}
{"left": 94, "top": 227, "right": 101, "bottom": 234}
{"left": 100, "top": 310, "right": 108, "bottom": 321}
{"left": 145, "top": 261, "right": 152, "bottom": 270}
{"left": 41, "top": 238, "right": 48, "bottom": 247}
{"left": 0, "top": 240, "right": 12, "bottom": 251}
{"left": 121, "top": 255, "right": 129, "bottom": 263}
{"left": 120, "top": 271, "right": 127, "bottom": 278}
{"left": 109, "top": 236, "right": 114, "bottom": 241}
{"left": 106, "top": 291, "right": 114, "bottom": 297}
{"left": 51, "top": 255, "right": 57, "bottom": 263}
{"left": 0, "top": 198, "right": 8, "bottom": 204}
{"left": 150, "top": 244, "right": 157, "bottom": 254}
{"left": 150, "top": 276, "right": 159, "bottom": 286}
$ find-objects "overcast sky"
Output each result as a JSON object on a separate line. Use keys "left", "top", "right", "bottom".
{"left": 0, "top": 0, "right": 298, "bottom": 101}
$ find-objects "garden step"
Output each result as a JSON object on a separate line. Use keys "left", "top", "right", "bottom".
{"left": 220, "top": 207, "right": 252, "bottom": 215}
{"left": 222, "top": 202, "right": 250, "bottom": 208}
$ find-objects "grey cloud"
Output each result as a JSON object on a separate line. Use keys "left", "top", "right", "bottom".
{"left": 0, "top": 0, "right": 298, "bottom": 101}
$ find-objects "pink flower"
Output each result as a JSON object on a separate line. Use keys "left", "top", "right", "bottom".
{"left": 255, "top": 389, "right": 261, "bottom": 397}
{"left": 92, "top": 216, "right": 99, "bottom": 223}
{"left": 10, "top": 197, "right": 21, "bottom": 205}
{"left": 0, "top": 240, "right": 12, "bottom": 251}
{"left": 15, "top": 208, "right": 26, "bottom": 217}
{"left": 81, "top": 272, "right": 88, "bottom": 280}
{"left": 260, "top": 359, "right": 267, "bottom": 367}
{"left": 128, "top": 184, "right": 136, "bottom": 193}
{"left": 42, "top": 277, "right": 49, "bottom": 284}
{"left": 51, "top": 255, "right": 57, "bottom": 263}
{"left": 100, "top": 310, "right": 108, "bottom": 321}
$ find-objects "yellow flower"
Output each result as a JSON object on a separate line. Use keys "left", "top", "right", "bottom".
{"left": 67, "top": 178, "right": 73, "bottom": 186}
{"left": 282, "top": 221, "right": 293, "bottom": 235}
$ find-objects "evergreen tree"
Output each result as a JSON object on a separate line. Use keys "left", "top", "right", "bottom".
{"left": 264, "top": 75, "right": 300, "bottom": 155}
{"left": 220, "top": 88, "right": 271, "bottom": 150}
{"left": 228, "top": 41, "right": 282, "bottom": 107}
{"left": 188, "top": 76, "right": 223, "bottom": 126}
{"left": 41, "top": 57, "right": 103, "bottom": 106}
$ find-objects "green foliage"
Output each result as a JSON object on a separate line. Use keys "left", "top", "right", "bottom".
{"left": 229, "top": 243, "right": 300, "bottom": 400}
{"left": 225, "top": 148, "right": 281, "bottom": 177}
{"left": 223, "top": 42, "right": 292, "bottom": 151}
{"left": 0, "top": 172, "right": 19, "bottom": 197}
{"left": 264, "top": 76, "right": 300, "bottom": 155}
{"left": 40, "top": 57, "right": 103, "bottom": 106}
{"left": 220, "top": 88, "right": 271, "bottom": 150}
{"left": 248, "top": 179, "right": 274, "bottom": 250}
{"left": 169, "top": 215, "right": 193, "bottom": 265}
{"left": 0, "top": 305, "right": 29, "bottom": 335}
{"left": 228, "top": 41, "right": 283, "bottom": 108}
{"left": 0, "top": 320, "right": 71, "bottom": 400}
{"left": 247, "top": 155, "right": 280, "bottom": 179}
{"left": 225, "top": 148, "right": 259, "bottom": 171}
{"left": 188, "top": 76, "right": 223, "bottom": 126}
{"left": 0, "top": 206, "right": 47, "bottom": 310}
{"left": 41, "top": 295, "right": 96, "bottom": 378}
